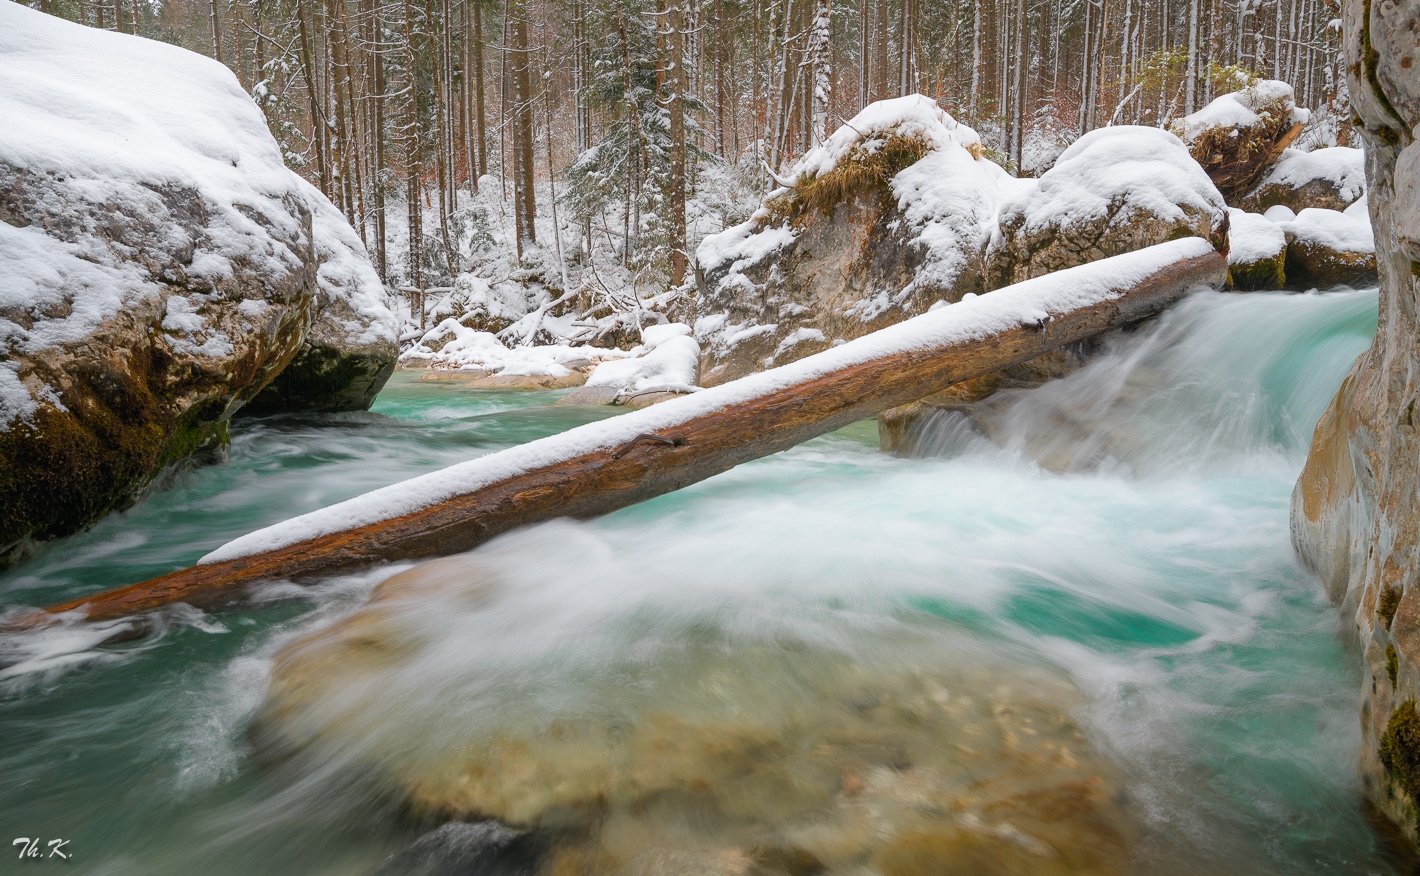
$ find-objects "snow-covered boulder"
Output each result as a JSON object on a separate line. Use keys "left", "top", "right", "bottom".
{"left": 0, "top": 4, "right": 391, "bottom": 557}
{"left": 1226, "top": 208, "right": 1288, "bottom": 290}
{"left": 693, "top": 96, "right": 1014, "bottom": 386}
{"left": 1277, "top": 204, "right": 1377, "bottom": 289}
{"left": 987, "top": 127, "right": 1227, "bottom": 287}
{"left": 245, "top": 183, "right": 399, "bottom": 413}
{"left": 1170, "top": 79, "right": 1310, "bottom": 202}
{"left": 1237, "top": 146, "right": 1367, "bottom": 214}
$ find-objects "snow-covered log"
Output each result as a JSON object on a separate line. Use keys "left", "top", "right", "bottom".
{"left": 35, "top": 240, "right": 1225, "bottom": 623}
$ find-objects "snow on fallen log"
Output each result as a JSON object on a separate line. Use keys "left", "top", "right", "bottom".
{"left": 35, "top": 239, "right": 1225, "bottom": 623}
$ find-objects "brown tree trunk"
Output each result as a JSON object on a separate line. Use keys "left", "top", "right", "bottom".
{"left": 509, "top": 0, "right": 537, "bottom": 256}
{"left": 667, "top": 0, "right": 688, "bottom": 285}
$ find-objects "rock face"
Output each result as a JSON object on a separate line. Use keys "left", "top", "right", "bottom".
{"left": 693, "top": 96, "right": 1011, "bottom": 386}
{"left": 985, "top": 126, "right": 1227, "bottom": 288}
{"left": 1170, "top": 80, "right": 1309, "bottom": 203}
{"left": 1237, "top": 146, "right": 1368, "bottom": 213}
{"left": 1290, "top": 0, "right": 1420, "bottom": 841}
{"left": 0, "top": 5, "right": 393, "bottom": 559}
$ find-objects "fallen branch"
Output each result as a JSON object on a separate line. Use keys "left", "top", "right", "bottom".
{"left": 32, "top": 240, "right": 1226, "bottom": 624}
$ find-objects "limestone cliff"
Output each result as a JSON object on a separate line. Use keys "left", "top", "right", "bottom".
{"left": 1290, "top": 0, "right": 1420, "bottom": 838}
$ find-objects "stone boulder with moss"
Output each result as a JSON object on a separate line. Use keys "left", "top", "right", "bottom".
{"left": 0, "top": 5, "right": 392, "bottom": 561}
{"left": 1225, "top": 208, "right": 1288, "bottom": 290}
{"left": 1273, "top": 202, "right": 1377, "bottom": 289}
{"left": 1170, "top": 79, "right": 1310, "bottom": 203}
{"left": 243, "top": 182, "right": 399, "bottom": 415}
{"left": 985, "top": 126, "right": 1228, "bottom": 288}
{"left": 1289, "top": 0, "right": 1420, "bottom": 841}
{"left": 692, "top": 95, "right": 1013, "bottom": 385}
{"left": 1237, "top": 146, "right": 1367, "bottom": 213}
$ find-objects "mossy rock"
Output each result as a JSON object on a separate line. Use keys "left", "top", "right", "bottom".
{"left": 1284, "top": 240, "right": 1378, "bottom": 290}
{"left": 244, "top": 337, "right": 396, "bottom": 415}
{"left": 1228, "top": 250, "right": 1287, "bottom": 291}
{"left": 1380, "top": 701, "right": 1420, "bottom": 806}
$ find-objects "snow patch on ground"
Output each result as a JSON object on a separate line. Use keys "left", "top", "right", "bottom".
{"left": 585, "top": 325, "right": 700, "bottom": 393}
{"left": 202, "top": 238, "right": 1218, "bottom": 564}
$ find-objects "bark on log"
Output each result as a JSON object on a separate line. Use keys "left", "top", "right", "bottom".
{"left": 34, "top": 242, "right": 1226, "bottom": 624}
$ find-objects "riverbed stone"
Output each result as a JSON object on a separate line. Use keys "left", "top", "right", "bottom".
{"left": 372, "top": 821, "right": 538, "bottom": 876}
{"left": 1290, "top": 0, "right": 1420, "bottom": 842}
{"left": 254, "top": 554, "right": 1138, "bottom": 875}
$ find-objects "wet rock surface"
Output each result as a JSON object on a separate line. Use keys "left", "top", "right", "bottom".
{"left": 372, "top": 821, "right": 540, "bottom": 876}
{"left": 256, "top": 554, "right": 1138, "bottom": 875}
{"left": 1290, "top": 0, "right": 1420, "bottom": 842}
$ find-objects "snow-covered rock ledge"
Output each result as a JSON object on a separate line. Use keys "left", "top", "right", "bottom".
{"left": 0, "top": 4, "right": 395, "bottom": 558}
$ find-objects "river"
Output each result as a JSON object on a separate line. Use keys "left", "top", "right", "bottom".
{"left": 0, "top": 288, "right": 1396, "bottom": 874}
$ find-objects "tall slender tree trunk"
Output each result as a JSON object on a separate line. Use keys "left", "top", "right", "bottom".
{"left": 1185, "top": 0, "right": 1200, "bottom": 115}
{"left": 1009, "top": 0, "right": 1026, "bottom": 172}
{"left": 474, "top": 0, "right": 487, "bottom": 179}
{"left": 509, "top": 0, "right": 537, "bottom": 256}
{"left": 667, "top": 0, "right": 689, "bottom": 285}
{"left": 808, "top": 0, "right": 831, "bottom": 144}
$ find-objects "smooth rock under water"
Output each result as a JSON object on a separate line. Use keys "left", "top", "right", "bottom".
{"left": 254, "top": 552, "right": 1136, "bottom": 875}
{"left": 372, "top": 821, "right": 539, "bottom": 876}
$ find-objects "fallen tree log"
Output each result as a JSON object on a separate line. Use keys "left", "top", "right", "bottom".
{"left": 33, "top": 239, "right": 1226, "bottom": 624}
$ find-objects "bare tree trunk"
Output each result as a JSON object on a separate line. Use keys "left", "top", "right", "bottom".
{"left": 474, "top": 0, "right": 487, "bottom": 180}
{"left": 509, "top": 0, "right": 537, "bottom": 256}
{"left": 1009, "top": 0, "right": 1026, "bottom": 171}
{"left": 667, "top": 0, "right": 689, "bottom": 285}
{"left": 1185, "top": 0, "right": 1199, "bottom": 115}
{"left": 808, "top": 0, "right": 831, "bottom": 143}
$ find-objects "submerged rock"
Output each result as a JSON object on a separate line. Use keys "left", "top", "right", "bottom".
{"left": 1290, "top": 0, "right": 1420, "bottom": 841}
{"left": 985, "top": 126, "right": 1227, "bottom": 287}
{"left": 1170, "top": 79, "right": 1309, "bottom": 203}
{"left": 693, "top": 96, "right": 1009, "bottom": 385}
{"left": 372, "top": 821, "right": 539, "bottom": 876}
{"left": 255, "top": 553, "right": 1138, "bottom": 875}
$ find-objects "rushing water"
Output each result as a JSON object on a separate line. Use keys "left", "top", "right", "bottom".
{"left": 0, "top": 289, "right": 1395, "bottom": 874}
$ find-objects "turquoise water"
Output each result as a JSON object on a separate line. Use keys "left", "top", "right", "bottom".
{"left": 0, "top": 289, "right": 1396, "bottom": 874}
